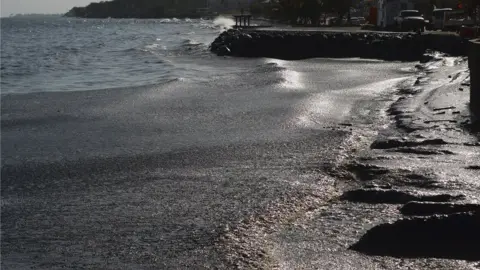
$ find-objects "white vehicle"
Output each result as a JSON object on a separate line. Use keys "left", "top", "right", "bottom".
{"left": 394, "top": 10, "right": 426, "bottom": 32}
{"left": 443, "top": 10, "right": 474, "bottom": 31}
{"left": 350, "top": 17, "right": 366, "bottom": 25}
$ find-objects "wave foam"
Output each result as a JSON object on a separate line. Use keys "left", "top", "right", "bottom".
{"left": 213, "top": 16, "right": 235, "bottom": 31}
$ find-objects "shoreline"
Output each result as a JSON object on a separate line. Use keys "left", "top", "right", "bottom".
{"left": 2, "top": 19, "right": 479, "bottom": 268}
{"left": 214, "top": 54, "right": 479, "bottom": 268}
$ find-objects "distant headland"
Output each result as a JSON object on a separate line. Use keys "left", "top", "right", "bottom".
{"left": 64, "top": 0, "right": 219, "bottom": 19}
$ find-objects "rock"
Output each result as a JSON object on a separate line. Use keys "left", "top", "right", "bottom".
{"left": 209, "top": 30, "right": 467, "bottom": 61}
{"left": 433, "top": 106, "right": 456, "bottom": 111}
{"left": 363, "top": 183, "right": 393, "bottom": 189}
{"left": 370, "top": 138, "right": 408, "bottom": 149}
{"left": 342, "top": 188, "right": 464, "bottom": 204}
{"left": 217, "top": 45, "right": 231, "bottom": 56}
{"left": 387, "top": 147, "right": 455, "bottom": 155}
{"left": 344, "top": 163, "right": 391, "bottom": 181}
{"left": 400, "top": 201, "right": 480, "bottom": 216}
{"left": 371, "top": 138, "right": 448, "bottom": 149}
{"left": 351, "top": 212, "right": 480, "bottom": 261}
{"left": 419, "top": 54, "right": 436, "bottom": 63}
{"left": 415, "top": 64, "right": 425, "bottom": 69}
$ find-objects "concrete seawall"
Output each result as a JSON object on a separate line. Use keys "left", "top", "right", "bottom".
{"left": 469, "top": 39, "right": 480, "bottom": 119}
{"left": 210, "top": 30, "right": 469, "bottom": 61}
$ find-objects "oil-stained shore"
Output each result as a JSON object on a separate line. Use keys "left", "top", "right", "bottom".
{"left": 2, "top": 54, "right": 479, "bottom": 269}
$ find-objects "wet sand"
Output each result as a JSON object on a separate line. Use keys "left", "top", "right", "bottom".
{"left": 1, "top": 58, "right": 413, "bottom": 268}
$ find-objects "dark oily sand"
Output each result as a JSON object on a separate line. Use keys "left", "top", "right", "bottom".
{"left": 269, "top": 202, "right": 476, "bottom": 269}
{"left": 1, "top": 58, "right": 414, "bottom": 268}
{"left": 351, "top": 212, "right": 480, "bottom": 261}
{"left": 342, "top": 188, "right": 465, "bottom": 204}
{"left": 371, "top": 138, "right": 449, "bottom": 149}
{"left": 340, "top": 162, "right": 442, "bottom": 188}
{"left": 270, "top": 58, "right": 480, "bottom": 269}
{"left": 387, "top": 147, "right": 456, "bottom": 155}
{"left": 400, "top": 201, "right": 480, "bottom": 216}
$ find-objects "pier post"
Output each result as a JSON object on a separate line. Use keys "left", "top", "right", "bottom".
{"left": 469, "top": 39, "right": 480, "bottom": 118}
{"left": 233, "top": 15, "right": 252, "bottom": 28}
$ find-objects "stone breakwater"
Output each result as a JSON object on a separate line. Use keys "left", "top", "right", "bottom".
{"left": 210, "top": 29, "right": 469, "bottom": 61}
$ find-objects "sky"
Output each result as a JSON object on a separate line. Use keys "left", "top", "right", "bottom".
{"left": 1, "top": 0, "right": 96, "bottom": 16}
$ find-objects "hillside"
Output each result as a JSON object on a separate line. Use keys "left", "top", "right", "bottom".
{"left": 65, "top": 0, "right": 210, "bottom": 18}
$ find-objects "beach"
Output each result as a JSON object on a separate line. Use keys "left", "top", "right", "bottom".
{"left": 2, "top": 16, "right": 479, "bottom": 269}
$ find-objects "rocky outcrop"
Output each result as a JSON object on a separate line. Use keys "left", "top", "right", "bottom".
{"left": 351, "top": 212, "right": 480, "bottom": 261}
{"left": 210, "top": 29, "right": 469, "bottom": 61}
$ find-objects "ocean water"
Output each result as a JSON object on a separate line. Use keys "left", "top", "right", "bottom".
{"left": 1, "top": 16, "right": 234, "bottom": 94}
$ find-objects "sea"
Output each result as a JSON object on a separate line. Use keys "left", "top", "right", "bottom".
{"left": 1, "top": 16, "right": 238, "bottom": 94}
{"left": 1, "top": 16, "right": 419, "bottom": 269}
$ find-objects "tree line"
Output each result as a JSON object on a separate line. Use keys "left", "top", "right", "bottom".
{"left": 249, "top": 0, "right": 356, "bottom": 25}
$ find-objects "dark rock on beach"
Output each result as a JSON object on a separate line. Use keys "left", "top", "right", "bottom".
{"left": 387, "top": 147, "right": 455, "bottom": 155}
{"left": 370, "top": 138, "right": 448, "bottom": 149}
{"left": 344, "top": 163, "right": 391, "bottom": 181}
{"left": 342, "top": 188, "right": 464, "bottom": 204}
{"left": 351, "top": 212, "right": 480, "bottom": 261}
{"left": 210, "top": 30, "right": 469, "bottom": 61}
{"left": 342, "top": 162, "right": 441, "bottom": 188}
{"left": 400, "top": 201, "right": 480, "bottom": 216}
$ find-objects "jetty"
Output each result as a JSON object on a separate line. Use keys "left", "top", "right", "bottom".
{"left": 233, "top": 15, "right": 252, "bottom": 28}
{"left": 211, "top": 29, "right": 470, "bottom": 60}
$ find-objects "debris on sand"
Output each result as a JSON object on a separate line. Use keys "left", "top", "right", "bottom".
{"left": 433, "top": 106, "right": 456, "bottom": 111}
{"left": 400, "top": 201, "right": 480, "bottom": 216}
{"left": 386, "top": 147, "right": 455, "bottom": 155}
{"left": 344, "top": 163, "right": 391, "bottom": 181}
{"left": 342, "top": 162, "right": 442, "bottom": 188}
{"left": 371, "top": 138, "right": 448, "bottom": 149}
{"left": 351, "top": 212, "right": 480, "bottom": 261}
{"left": 341, "top": 188, "right": 464, "bottom": 204}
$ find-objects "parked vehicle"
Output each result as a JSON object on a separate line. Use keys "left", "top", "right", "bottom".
{"left": 428, "top": 8, "right": 452, "bottom": 30}
{"left": 350, "top": 17, "right": 366, "bottom": 25}
{"left": 326, "top": 17, "right": 339, "bottom": 25}
{"left": 443, "top": 10, "right": 474, "bottom": 32}
{"left": 394, "top": 10, "right": 426, "bottom": 32}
